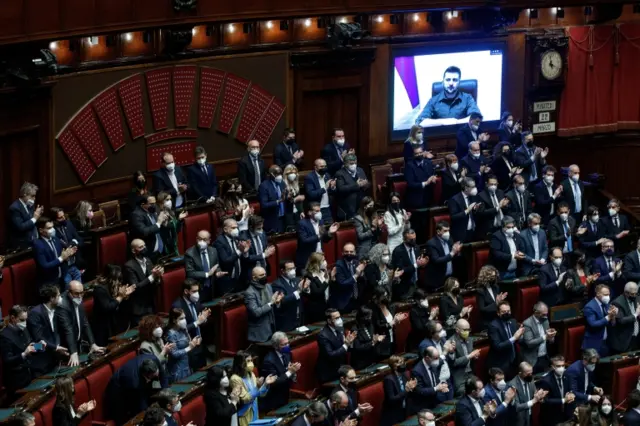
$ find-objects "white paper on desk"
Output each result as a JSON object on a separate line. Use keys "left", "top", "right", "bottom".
{"left": 378, "top": 365, "right": 390, "bottom": 370}
{"left": 296, "top": 326, "right": 310, "bottom": 332}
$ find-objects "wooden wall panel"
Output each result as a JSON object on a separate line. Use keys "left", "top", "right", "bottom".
{"left": 95, "top": 0, "right": 133, "bottom": 27}
{"left": 0, "top": 0, "right": 24, "bottom": 39}
{"left": 60, "top": 0, "right": 96, "bottom": 33}
{"left": 24, "top": 0, "right": 60, "bottom": 35}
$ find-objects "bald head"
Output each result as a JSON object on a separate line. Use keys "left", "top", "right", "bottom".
{"left": 456, "top": 319, "right": 470, "bottom": 339}
{"left": 130, "top": 239, "right": 146, "bottom": 257}
{"left": 69, "top": 281, "right": 83, "bottom": 293}
{"left": 343, "top": 243, "right": 356, "bottom": 258}
{"left": 197, "top": 230, "right": 210, "bottom": 240}
{"left": 248, "top": 140, "right": 260, "bottom": 150}
{"left": 330, "top": 391, "right": 349, "bottom": 410}
{"left": 314, "top": 158, "right": 327, "bottom": 172}
{"left": 252, "top": 266, "right": 267, "bottom": 282}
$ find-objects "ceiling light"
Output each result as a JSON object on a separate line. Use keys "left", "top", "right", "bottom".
{"left": 413, "top": 13, "right": 419, "bottom": 22}
{"left": 192, "top": 27, "right": 197, "bottom": 36}
{"left": 452, "top": 10, "right": 459, "bottom": 18}
{"left": 340, "top": 17, "right": 347, "bottom": 24}
{"left": 376, "top": 16, "right": 383, "bottom": 23}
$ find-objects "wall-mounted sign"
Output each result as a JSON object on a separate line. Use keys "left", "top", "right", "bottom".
{"left": 533, "top": 122, "right": 556, "bottom": 134}
{"left": 533, "top": 100, "right": 556, "bottom": 112}
{"left": 539, "top": 112, "right": 551, "bottom": 122}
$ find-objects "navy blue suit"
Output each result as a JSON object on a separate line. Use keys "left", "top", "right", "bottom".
{"left": 272, "top": 276, "right": 304, "bottom": 332}
{"left": 519, "top": 228, "right": 548, "bottom": 276}
{"left": 577, "top": 220, "right": 608, "bottom": 260}
{"left": 514, "top": 145, "right": 545, "bottom": 185}
{"left": 212, "top": 234, "right": 246, "bottom": 296}
{"left": 321, "top": 142, "right": 350, "bottom": 176}
{"left": 537, "top": 372, "right": 575, "bottom": 425}
{"left": 329, "top": 259, "right": 357, "bottom": 312}
{"left": 565, "top": 360, "right": 594, "bottom": 403}
{"left": 296, "top": 218, "right": 332, "bottom": 269}
{"left": 582, "top": 297, "right": 612, "bottom": 355}
{"left": 425, "top": 236, "right": 455, "bottom": 291}
{"left": 533, "top": 181, "right": 558, "bottom": 225}
{"left": 404, "top": 158, "right": 435, "bottom": 209}
{"left": 487, "top": 317, "right": 519, "bottom": 376}
{"left": 153, "top": 167, "right": 187, "bottom": 206}
{"left": 602, "top": 214, "right": 631, "bottom": 244}
{"left": 7, "top": 199, "right": 37, "bottom": 250}
{"left": 489, "top": 230, "right": 524, "bottom": 276}
{"left": 482, "top": 384, "right": 510, "bottom": 426}
{"left": 403, "top": 140, "right": 426, "bottom": 162}
{"left": 304, "top": 172, "right": 333, "bottom": 203}
{"left": 316, "top": 325, "right": 348, "bottom": 384}
{"left": 623, "top": 408, "right": 640, "bottom": 425}
{"left": 187, "top": 162, "right": 218, "bottom": 202}
{"left": 26, "top": 304, "right": 61, "bottom": 374}
{"left": 261, "top": 349, "right": 294, "bottom": 412}
{"left": 259, "top": 178, "right": 287, "bottom": 234}
{"left": 238, "top": 230, "right": 270, "bottom": 282}
{"left": 410, "top": 359, "right": 452, "bottom": 414}
{"left": 505, "top": 189, "right": 532, "bottom": 228}
{"left": 460, "top": 154, "right": 490, "bottom": 192}
{"left": 455, "top": 125, "right": 483, "bottom": 159}
{"left": 623, "top": 250, "right": 640, "bottom": 283}
{"left": 560, "top": 178, "right": 587, "bottom": 222}
{"left": 455, "top": 395, "right": 486, "bottom": 426}
{"left": 538, "top": 262, "right": 567, "bottom": 308}
{"left": 592, "top": 255, "right": 621, "bottom": 287}
{"left": 106, "top": 354, "right": 168, "bottom": 425}
{"left": 274, "top": 141, "right": 301, "bottom": 168}
{"left": 448, "top": 192, "right": 480, "bottom": 243}
{"left": 33, "top": 237, "right": 68, "bottom": 288}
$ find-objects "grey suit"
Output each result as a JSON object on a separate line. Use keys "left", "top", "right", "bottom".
{"left": 446, "top": 333, "right": 474, "bottom": 396}
{"left": 521, "top": 315, "right": 551, "bottom": 370}
{"left": 244, "top": 283, "right": 276, "bottom": 343}
{"left": 184, "top": 245, "right": 220, "bottom": 300}
{"left": 507, "top": 375, "right": 537, "bottom": 426}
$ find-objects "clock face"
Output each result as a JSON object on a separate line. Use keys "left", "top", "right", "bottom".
{"left": 541, "top": 50, "right": 563, "bottom": 80}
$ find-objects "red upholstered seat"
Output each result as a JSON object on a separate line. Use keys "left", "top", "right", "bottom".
{"left": 357, "top": 381, "right": 384, "bottom": 426}
{"left": 267, "top": 251, "right": 278, "bottom": 282}
{"left": 109, "top": 350, "right": 137, "bottom": 373}
{"left": 322, "top": 238, "right": 337, "bottom": 267}
{"left": 250, "top": 201, "right": 260, "bottom": 216}
{"left": 10, "top": 258, "right": 36, "bottom": 306}
{"left": 392, "top": 181, "right": 407, "bottom": 200}
{"left": 37, "top": 397, "right": 55, "bottom": 426}
{"left": 613, "top": 365, "right": 639, "bottom": 405}
{"left": 335, "top": 228, "right": 356, "bottom": 253}
{"left": 463, "top": 295, "right": 480, "bottom": 332}
{"left": 82, "top": 297, "right": 94, "bottom": 324}
{"left": 210, "top": 211, "right": 220, "bottom": 236}
{"left": 221, "top": 305, "right": 248, "bottom": 356}
{"left": 565, "top": 325, "right": 585, "bottom": 363}
{"left": 0, "top": 266, "right": 15, "bottom": 313}
{"left": 182, "top": 213, "right": 212, "bottom": 251}
{"left": 178, "top": 395, "right": 206, "bottom": 426}
{"left": 431, "top": 214, "right": 451, "bottom": 241}
{"left": 395, "top": 315, "right": 412, "bottom": 353}
{"left": 471, "top": 249, "right": 489, "bottom": 282}
{"left": 291, "top": 341, "right": 319, "bottom": 397}
{"left": 159, "top": 267, "right": 186, "bottom": 313}
{"left": 73, "top": 377, "right": 92, "bottom": 426}
{"left": 516, "top": 286, "right": 540, "bottom": 323}
{"left": 32, "top": 411, "right": 44, "bottom": 426}
{"left": 86, "top": 363, "right": 113, "bottom": 422}
{"left": 275, "top": 239, "right": 297, "bottom": 270}
{"left": 433, "top": 177, "right": 443, "bottom": 206}
{"left": 473, "top": 346, "right": 490, "bottom": 382}
{"left": 98, "top": 232, "right": 128, "bottom": 273}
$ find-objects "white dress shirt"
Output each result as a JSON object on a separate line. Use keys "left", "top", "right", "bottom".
{"left": 505, "top": 233, "right": 517, "bottom": 271}
{"left": 317, "top": 172, "right": 330, "bottom": 209}
{"left": 167, "top": 170, "right": 183, "bottom": 207}
{"left": 311, "top": 219, "right": 322, "bottom": 252}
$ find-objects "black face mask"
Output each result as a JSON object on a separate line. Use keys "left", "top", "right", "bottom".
{"left": 286, "top": 138, "right": 295, "bottom": 145}
{"left": 397, "top": 364, "right": 406, "bottom": 373}
{"left": 405, "top": 240, "right": 416, "bottom": 247}
{"left": 523, "top": 375, "right": 533, "bottom": 382}
{"left": 526, "top": 140, "right": 534, "bottom": 147}
{"left": 365, "top": 207, "right": 375, "bottom": 216}
{"left": 256, "top": 277, "right": 268, "bottom": 286}
{"left": 501, "top": 313, "right": 511, "bottom": 321}
{"left": 502, "top": 151, "right": 510, "bottom": 157}
{"left": 136, "top": 248, "right": 148, "bottom": 258}
{"left": 379, "top": 297, "right": 390, "bottom": 305}
{"left": 57, "top": 220, "right": 67, "bottom": 226}
{"left": 414, "top": 155, "right": 423, "bottom": 161}
{"left": 136, "top": 180, "right": 146, "bottom": 189}
{"left": 147, "top": 205, "right": 156, "bottom": 214}
{"left": 391, "top": 202, "right": 400, "bottom": 211}
{"left": 451, "top": 287, "right": 460, "bottom": 295}
{"left": 317, "top": 168, "right": 328, "bottom": 176}
{"left": 344, "top": 254, "right": 357, "bottom": 261}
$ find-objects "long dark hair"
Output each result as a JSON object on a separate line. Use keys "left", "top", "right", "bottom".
{"left": 231, "top": 350, "right": 253, "bottom": 378}
{"left": 386, "top": 192, "right": 402, "bottom": 225}
{"left": 98, "top": 264, "right": 123, "bottom": 298}
{"left": 206, "top": 366, "right": 228, "bottom": 390}
{"left": 54, "top": 376, "right": 74, "bottom": 410}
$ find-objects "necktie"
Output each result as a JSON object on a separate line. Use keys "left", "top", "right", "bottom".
{"left": 518, "top": 193, "right": 525, "bottom": 222}
{"left": 253, "top": 159, "right": 261, "bottom": 189}
{"left": 58, "top": 226, "right": 68, "bottom": 243}
{"left": 505, "top": 323, "right": 515, "bottom": 361}
{"left": 602, "top": 304, "right": 608, "bottom": 317}
{"left": 231, "top": 239, "right": 241, "bottom": 278}
{"left": 253, "top": 235, "right": 264, "bottom": 267}
{"left": 190, "top": 303, "right": 200, "bottom": 336}
{"left": 607, "top": 258, "right": 613, "bottom": 272}
{"left": 348, "top": 262, "right": 358, "bottom": 298}
{"left": 557, "top": 376, "right": 564, "bottom": 396}
{"left": 614, "top": 216, "right": 619, "bottom": 228}
{"left": 48, "top": 239, "right": 57, "bottom": 256}
{"left": 574, "top": 182, "right": 581, "bottom": 212}
{"left": 274, "top": 182, "right": 284, "bottom": 217}
{"left": 429, "top": 368, "right": 437, "bottom": 386}
{"left": 564, "top": 222, "right": 573, "bottom": 252}
{"left": 442, "top": 240, "right": 452, "bottom": 276}
{"left": 529, "top": 150, "right": 537, "bottom": 180}
{"left": 202, "top": 165, "right": 208, "bottom": 176}
{"left": 408, "top": 248, "right": 418, "bottom": 283}
{"left": 555, "top": 267, "right": 560, "bottom": 279}
{"left": 593, "top": 223, "right": 597, "bottom": 234}
{"left": 201, "top": 251, "right": 211, "bottom": 289}
{"left": 631, "top": 300, "right": 639, "bottom": 336}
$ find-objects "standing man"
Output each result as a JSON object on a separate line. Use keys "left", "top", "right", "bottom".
{"left": 321, "top": 128, "right": 353, "bottom": 177}
{"left": 261, "top": 331, "right": 302, "bottom": 412}
{"left": 507, "top": 362, "right": 548, "bottom": 426}
{"left": 565, "top": 348, "right": 604, "bottom": 404}
{"left": 274, "top": 128, "right": 304, "bottom": 168}
{"left": 335, "top": 154, "right": 369, "bottom": 221}
{"left": 533, "top": 165, "right": 563, "bottom": 226}
{"left": 7, "top": 182, "right": 43, "bottom": 250}
{"left": 454, "top": 113, "right": 490, "bottom": 159}
{"left": 124, "top": 239, "right": 165, "bottom": 325}
{"left": 489, "top": 216, "right": 525, "bottom": 280}
{"left": 296, "top": 202, "right": 339, "bottom": 270}
{"left": 487, "top": 301, "right": 524, "bottom": 378}
{"left": 548, "top": 202, "right": 578, "bottom": 255}
{"left": 514, "top": 131, "right": 548, "bottom": 186}
{"left": 610, "top": 281, "right": 640, "bottom": 354}
{"left": 240, "top": 216, "right": 276, "bottom": 281}
{"left": 237, "top": 139, "right": 266, "bottom": 193}
{"left": 0, "top": 306, "right": 38, "bottom": 394}
{"left": 538, "top": 247, "right": 568, "bottom": 308}
{"left": 244, "top": 266, "right": 282, "bottom": 344}
{"left": 448, "top": 178, "right": 481, "bottom": 243}
{"left": 460, "top": 142, "right": 491, "bottom": 192}
{"left": 425, "top": 221, "right": 462, "bottom": 291}
{"left": 454, "top": 376, "right": 495, "bottom": 426}
{"left": 27, "top": 285, "right": 68, "bottom": 374}
{"left": 304, "top": 158, "right": 336, "bottom": 224}
{"left": 447, "top": 319, "right": 481, "bottom": 396}
{"left": 602, "top": 198, "right": 631, "bottom": 248}
{"left": 582, "top": 284, "right": 617, "bottom": 356}
{"left": 537, "top": 355, "right": 577, "bottom": 425}
{"left": 129, "top": 195, "right": 168, "bottom": 262}
{"left": 482, "top": 368, "right": 516, "bottom": 426}
{"left": 560, "top": 164, "right": 587, "bottom": 223}
{"left": 391, "top": 230, "right": 429, "bottom": 301}
{"left": 259, "top": 164, "right": 287, "bottom": 234}
{"left": 184, "top": 230, "right": 225, "bottom": 302}
{"left": 404, "top": 146, "right": 437, "bottom": 210}
{"left": 213, "top": 218, "right": 250, "bottom": 296}
{"left": 330, "top": 243, "right": 366, "bottom": 313}
{"left": 171, "top": 279, "right": 210, "bottom": 370}
{"left": 411, "top": 347, "right": 451, "bottom": 413}
{"left": 476, "top": 174, "right": 508, "bottom": 239}
{"left": 188, "top": 145, "right": 218, "bottom": 204}
{"left": 316, "top": 308, "right": 356, "bottom": 384}
{"left": 519, "top": 213, "right": 549, "bottom": 276}
{"left": 505, "top": 174, "right": 532, "bottom": 229}
{"left": 153, "top": 152, "right": 188, "bottom": 209}
{"left": 33, "top": 217, "right": 79, "bottom": 289}
{"left": 272, "top": 260, "right": 309, "bottom": 331}
{"left": 521, "top": 301, "right": 555, "bottom": 373}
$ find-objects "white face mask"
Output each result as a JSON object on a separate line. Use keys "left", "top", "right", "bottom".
{"left": 274, "top": 175, "right": 283, "bottom": 184}
{"left": 506, "top": 120, "right": 514, "bottom": 127}
{"left": 544, "top": 175, "right": 554, "bottom": 184}
{"left": 16, "top": 321, "right": 27, "bottom": 330}
{"left": 166, "top": 163, "right": 175, "bottom": 172}
{"left": 381, "top": 255, "right": 390, "bottom": 265}
{"left": 321, "top": 260, "right": 328, "bottom": 270}
{"left": 487, "top": 185, "right": 497, "bottom": 193}
{"left": 26, "top": 199, "right": 35, "bottom": 207}
{"left": 554, "top": 366, "right": 565, "bottom": 376}
{"left": 72, "top": 297, "right": 83, "bottom": 306}
{"left": 250, "top": 149, "right": 260, "bottom": 157}
{"left": 517, "top": 184, "right": 526, "bottom": 193}
{"left": 471, "top": 124, "right": 479, "bottom": 132}
{"left": 334, "top": 318, "right": 344, "bottom": 328}
{"left": 286, "top": 270, "right": 296, "bottom": 279}
{"left": 47, "top": 228, "right": 56, "bottom": 238}
{"left": 438, "top": 329, "right": 447, "bottom": 339}
{"left": 430, "top": 360, "right": 440, "bottom": 368}
{"left": 425, "top": 422, "right": 436, "bottom": 426}
{"left": 335, "top": 138, "right": 345, "bottom": 146}
{"left": 450, "top": 162, "right": 459, "bottom": 171}
{"left": 609, "top": 208, "right": 617, "bottom": 217}
{"left": 471, "top": 153, "right": 480, "bottom": 159}
{"left": 313, "top": 212, "right": 323, "bottom": 222}
{"left": 496, "top": 379, "right": 506, "bottom": 391}
{"left": 229, "top": 228, "right": 239, "bottom": 238}
{"left": 531, "top": 225, "right": 540, "bottom": 233}
{"left": 220, "top": 376, "right": 230, "bottom": 388}
{"left": 552, "top": 258, "right": 563, "bottom": 267}
{"left": 153, "top": 327, "right": 163, "bottom": 338}
{"left": 189, "top": 292, "right": 200, "bottom": 303}
{"left": 440, "top": 232, "right": 450, "bottom": 241}
{"left": 468, "top": 187, "right": 478, "bottom": 197}
{"left": 164, "top": 200, "right": 172, "bottom": 209}
{"left": 287, "top": 173, "right": 297, "bottom": 182}
{"left": 505, "top": 228, "right": 515, "bottom": 237}
{"left": 571, "top": 174, "right": 580, "bottom": 182}
{"left": 347, "top": 164, "right": 357, "bottom": 173}
{"left": 601, "top": 405, "right": 612, "bottom": 415}
{"left": 600, "top": 295, "right": 610, "bottom": 304}
{"left": 177, "top": 319, "right": 188, "bottom": 329}
{"left": 416, "top": 133, "right": 424, "bottom": 142}
{"left": 560, "top": 213, "right": 569, "bottom": 222}
{"left": 173, "top": 401, "right": 182, "bottom": 412}
{"left": 197, "top": 158, "right": 207, "bottom": 166}
{"left": 476, "top": 388, "right": 486, "bottom": 399}
{"left": 591, "top": 215, "right": 599, "bottom": 223}
{"left": 197, "top": 241, "right": 208, "bottom": 250}
{"left": 420, "top": 299, "right": 429, "bottom": 309}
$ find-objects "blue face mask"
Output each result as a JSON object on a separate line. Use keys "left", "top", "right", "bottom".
{"left": 280, "top": 345, "right": 291, "bottom": 354}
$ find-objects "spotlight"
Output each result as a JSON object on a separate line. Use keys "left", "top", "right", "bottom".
{"left": 390, "top": 14, "right": 399, "bottom": 24}
{"left": 556, "top": 7, "right": 565, "bottom": 18}
{"left": 413, "top": 13, "right": 419, "bottom": 22}
{"left": 376, "top": 15, "right": 383, "bottom": 23}
{"left": 124, "top": 33, "right": 133, "bottom": 42}
{"left": 529, "top": 8, "right": 538, "bottom": 19}
{"left": 243, "top": 23, "right": 252, "bottom": 33}
{"left": 452, "top": 10, "right": 459, "bottom": 18}
{"left": 49, "top": 41, "right": 57, "bottom": 50}
{"left": 227, "top": 24, "right": 235, "bottom": 33}
{"left": 584, "top": 6, "right": 592, "bottom": 16}
{"left": 304, "top": 19, "right": 311, "bottom": 27}
{"left": 340, "top": 17, "right": 347, "bottom": 24}
{"left": 266, "top": 21, "right": 273, "bottom": 29}
{"left": 143, "top": 31, "right": 151, "bottom": 43}
{"left": 446, "top": 11, "right": 452, "bottom": 20}
{"left": 280, "top": 20, "right": 289, "bottom": 30}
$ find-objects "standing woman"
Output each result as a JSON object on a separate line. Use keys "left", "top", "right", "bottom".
{"left": 92, "top": 264, "right": 135, "bottom": 346}
{"left": 407, "top": 289, "right": 439, "bottom": 351}
{"left": 204, "top": 366, "right": 241, "bottom": 426}
{"left": 138, "top": 314, "right": 175, "bottom": 372}
{"left": 52, "top": 376, "right": 97, "bottom": 426}
{"left": 128, "top": 171, "right": 148, "bottom": 211}
{"left": 384, "top": 192, "right": 410, "bottom": 253}
{"left": 371, "top": 286, "right": 408, "bottom": 360}
{"left": 439, "top": 277, "right": 473, "bottom": 336}
{"left": 71, "top": 200, "right": 95, "bottom": 245}
{"left": 381, "top": 355, "right": 416, "bottom": 426}
{"left": 166, "top": 308, "right": 202, "bottom": 384}
{"left": 441, "top": 154, "right": 465, "bottom": 203}
{"left": 497, "top": 111, "right": 522, "bottom": 147}
{"left": 303, "top": 253, "right": 331, "bottom": 323}
{"left": 364, "top": 243, "right": 403, "bottom": 302}
{"left": 156, "top": 192, "right": 188, "bottom": 258}
{"left": 354, "top": 197, "right": 382, "bottom": 259}
{"left": 283, "top": 164, "right": 305, "bottom": 231}
{"left": 352, "top": 306, "right": 386, "bottom": 370}
{"left": 229, "top": 350, "right": 277, "bottom": 426}
{"left": 403, "top": 125, "right": 427, "bottom": 162}
{"left": 491, "top": 142, "right": 521, "bottom": 191}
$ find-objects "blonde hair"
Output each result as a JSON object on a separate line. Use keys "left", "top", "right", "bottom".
{"left": 283, "top": 164, "right": 300, "bottom": 194}
{"left": 408, "top": 125, "right": 423, "bottom": 142}
{"left": 305, "top": 252, "right": 325, "bottom": 274}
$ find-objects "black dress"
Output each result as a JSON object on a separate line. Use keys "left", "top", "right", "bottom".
{"left": 204, "top": 389, "right": 238, "bottom": 426}
{"left": 440, "top": 293, "right": 464, "bottom": 334}
{"left": 352, "top": 324, "right": 379, "bottom": 370}
{"left": 407, "top": 304, "right": 431, "bottom": 351}
{"left": 371, "top": 304, "right": 396, "bottom": 359}
{"left": 305, "top": 274, "right": 330, "bottom": 323}
{"left": 92, "top": 284, "right": 125, "bottom": 346}
{"left": 52, "top": 404, "right": 80, "bottom": 426}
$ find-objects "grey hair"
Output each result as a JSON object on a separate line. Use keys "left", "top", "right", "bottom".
{"left": 368, "top": 243, "right": 390, "bottom": 266}
{"left": 533, "top": 301, "right": 548, "bottom": 313}
{"left": 625, "top": 282, "right": 638, "bottom": 293}
{"left": 608, "top": 198, "right": 620, "bottom": 208}
{"left": 582, "top": 348, "right": 599, "bottom": 360}
{"left": 502, "top": 216, "right": 515, "bottom": 227}
{"left": 462, "top": 177, "right": 475, "bottom": 189}
{"left": 344, "top": 154, "right": 357, "bottom": 163}
{"left": 307, "top": 401, "right": 329, "bottom": 418}
{"left": 271, "top": 331, "right": 287, "bottom": 348}
{"left": 468, "top": 141, "right": 480, "bottom": 150}
{"left": 527, "top": 213, "right": 541, "bottom": 224}
{"left": 19, "top": 182, "right": 38, "bottom": 197}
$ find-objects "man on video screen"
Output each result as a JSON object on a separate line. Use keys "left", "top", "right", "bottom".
{"left": 415, "top": 66, "right": 482, "bottom": 127}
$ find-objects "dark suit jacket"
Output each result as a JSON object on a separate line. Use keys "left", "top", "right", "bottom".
{"left": 316, "top": 325, "right": 348, "bottom": 384}
{"left": 490, "top": 156, "right": 515, "bottom": 191}
{"left": 184, "top": 245, "right": 220, "bottom": 297}
{"left": 92, "top": 285, "right": 125, "bottom": 347}
{"left": 519, "top": 228, "right": 549, "bottom": 276}
{"left": 440, "top": 168, "right": 462, "bottom": 203}
{"left": 123, "top": 257, "right": 159, "bottom": 320}
{"left": 487, "top": 317, "right": 519, "bottom": 372}
{"left": 476, "top": 284, "right": 501, "bottom": 331}
{"left": 490, "top": 230, "right": 524, "bottom": 274}
{"left": 460, "top": 154, "right": 490, "bottom": 192}
{"left": 476, "top": 188, "right": 507, "bottom": 238}
{"left": 274, "top": 141, "right": 301, "bottom": 168}
{"left": 507, "top": 376, "right": 536, "bottom": 426}
{"left": 371, "top": 304, "right": 396, "bottom": 359}
{"left": 425, "top": 236, "right": 455, "bottom": 291}
{"left": 0, "top": 324, "right": 34, "bottom": 391}
{"left": 329, "top": 259, "right": 358, "bottom": 311}
{"left": 602, "top": 214, "right": 631, "bottom": 242}
{"left": 560, "top": 178, "right": 587, "bottom": 218}
{"left": 404, "top": 159, "right": 435, "bottom": 209}
{"left": 455, "top": 125, "right": 481, "bottom": 159}
{"left": 410, "top": 359, "right": 449, "bottom": 413}
{"left": 237, "top": 154, "right": 266, "bottom": 193}
{"left": 335, "top": 166, "right": 367, "bottom": 220}
{"left": 260, "top": 349, "right": 294, "bottom": 412}
{"left": 408, "top": 305, "right": 431, "bottom": 351}
{"left": 296, "top": 219, "right": 332, "bottom": 269}
{"left": 187, "top": 162, "right": 218, "bottom": 201}
{"left": 259, "top": 178, "right": 287, "bottom": 233}
{"left": 172, "top": 296, "right": 204, "bottom": 339}
{"left": 505, "top": 189, "right": 532, "bottom": 227}
{"left": 352, "top": 324, "right": 379, "bottom": 370}
{"left": 497, "top": 124, "right": 521, "bottom": 146}
{"left": 548, "top": 216, "right": 576, "bottom": 251}
{"left": 565, "top": 360, "right": 594, "bottom": 403}
{"left": 538, "top": 262, "right": 567, "bottom": 308}
{"left": 455, "top": 395, "right": 486, "bottom": 426}
{"left": 622, "top": 409, "right": 640, "bottom": 425}
{"left": 514, "top": 145, "right": 545, "bottom": 184}
{"left": 304, "top": 171, "right": 334, "bottom": 204}
{"left": 577, "top": 221, "right": 608, "bottom": 260}
{"left": 448, "top": 192, "right": 480, "bottom": 243}
{"left": 321, "top": 142, "right": 351, "bottom": 176}
{"left": 213, "top": 234, "right": 246, "bottom": 296}
{"left": 537, "top": 372, "right": 575, "bottom": 425}
{"left": 533, "top": 181, "right": 559, "bottom": 225}
{"left": 106, "top": 354, "right": 168, "bottom": 425}
{"left": 153, "top": 167, "right": 187, "bottom": 204}
{"left": 204, "top": 389, "right": 238, "bottom": 426}
{"left": 391, "top": 244, "right": 420, "bottom": 301}
{"left": 55, "top": 292, "right": 94, "bottom": 355}
{"left": 272, "top": 276, "right": 304, "bottom": 332}
{"left": 482, "top": 384, "right": 510, "bottom": 426}
{"left": 583, "top": 297, "right": 612, "bottom": 350}
{"left": 7, "top": 199, "right": 36, "bottom": 250}
{"left": 623, "top": 250, "right": 640, "bottom": 283}
{"left": 27, "top": 303, "right": 60, "bottom": 373}
{"left": 592, "top": 255, "right": 621, "bottom": 285}
{"left": 381, "top": 372, "right": 410, "bottom": 426}
{"left": 33, "top": 237, "right": 68, "bottom": 287}
{"left": 129, "top": 207, "right": 162, "bottom": 256}
{"left": 52, "top": 405, "right": 80, "bottom": 426}
{"left": 610, "top": 293, "right": 639, "bottom": 354}
{"left": 238, "top": 230, "right": 270, "bottom": 282}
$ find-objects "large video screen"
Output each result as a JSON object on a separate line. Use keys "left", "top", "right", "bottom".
{"left": 392, "top": 44, "right": 505, "bottom": 138}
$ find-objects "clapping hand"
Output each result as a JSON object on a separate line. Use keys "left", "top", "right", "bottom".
{"left": 468, "top": 349, "right": 481, "bottom": 360}
{"left": 496, "top": 292, "right": 508, "bottom": 303}
{"left": 178, "top": 211, "right": 188, "bottom": 220}
{"left": 435, "top": 382, "right": 449, "bottom": 393}
{"left": 373, "top": 334, "right": 386, "bottom": 344}
{"left": 393, "top": 268, "right": 404, "bottom": 279}
{"left": 565, "top": 392, "right": 576, "bottom": 403}
{"left": 287, "top": 362, "right": 302, "bottom": 374}
{"left": 358, "top": 403, "right": 374, "bottom": 413}
{"left": 152, "top": 266, "right": 164, "bottom": 278}
{"left": 451, "top": 242, "right": 463, "bottom": 255}
{"left": 514, "top": 326, "right": 525, "bottom": 340}
{"left": 329, "top": 222, "right": 340, "bottom": 234}
{"left": 77, "top": 399, "right": 97, "bottom": 415}
{"left": 393, "top": 312, "right": 408, "bottom": 325}
{"left": 345, "top": 330, "right": 358, "bottom": 345}
{"left": 577, "top": 226, "right": 587, "bottom": 236}
{"left": 406, "top": 378, "right": 417, "bottom": 392}
{"left": 299, "top": 278, "right": 311, "bottom": 293}
{"left": 541, "top": 147, "right": 549, "bottom": 158}
{"left": 265, "top": 374, "right": 277, "bottom": 385}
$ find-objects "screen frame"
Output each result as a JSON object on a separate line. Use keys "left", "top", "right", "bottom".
{"left": 389, "top": 38, "right": 508, "bottom": 143}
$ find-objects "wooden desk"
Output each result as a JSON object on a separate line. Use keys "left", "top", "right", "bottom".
{"left": 266, "top": 399, "right": 315, "bottom": 425}
{"left": 202, "top": 292, "right": 245, "bottom": 358}
{"left": 596, "top": 351, "right": 640, "bottom": 398}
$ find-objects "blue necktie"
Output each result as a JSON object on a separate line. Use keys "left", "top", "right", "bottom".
{"left": 274, "top": 182, "right": 284, "bottom": 217}
{"left": 201, "top": 250, "right": 211, "bottom": 289}
{"left": 564, "top": 222, "right": 573, "bottom": 252}
{"left": 189, "top": 303, "right": 200, "bottom": 336}
{"left": 442, "top": 240, "right": 452, "bottom": 276}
